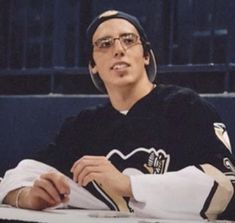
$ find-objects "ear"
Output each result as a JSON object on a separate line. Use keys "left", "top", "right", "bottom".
{"left": 89, "top": 63, "right": 98, "bottom": 74}
{"left": 144, "top": 53, "right": 150, "bottom": 66}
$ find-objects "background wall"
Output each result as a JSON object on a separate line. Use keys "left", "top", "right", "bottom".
{"left": 0, "top": 0, "right": 234, "bottom": 176}
{"left": 0, "top": 0, "right": 235, "bottom": 94}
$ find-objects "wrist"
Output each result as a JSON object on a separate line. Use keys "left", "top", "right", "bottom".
{"left": 15, "top": 187, "right": 30, "bottom": 208}
{"left": 122, "top": 176, "right": 133, "bottom": 197}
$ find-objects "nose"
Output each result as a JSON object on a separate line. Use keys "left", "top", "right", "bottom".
{"left": 112, "top": 38, "right": 126, "bottom": 57}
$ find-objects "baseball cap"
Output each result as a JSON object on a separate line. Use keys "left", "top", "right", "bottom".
{"left": 87, "top": 10, "right": 157, "bottom": 92}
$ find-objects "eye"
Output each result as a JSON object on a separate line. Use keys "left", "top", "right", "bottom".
{"left": 121, "top": 33, "right": 138, "bottom": 46}
{"left": 95, "top": 37, "right": 113, "bottom": 49}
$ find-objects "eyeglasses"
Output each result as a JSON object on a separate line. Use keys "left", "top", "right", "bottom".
{"left": 93, "top": 33, "right": 141, "bottom": 50}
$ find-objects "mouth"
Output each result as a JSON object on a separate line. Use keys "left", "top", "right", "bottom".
{"left": 111, "top": 62, "right": 130, "bottom": 71}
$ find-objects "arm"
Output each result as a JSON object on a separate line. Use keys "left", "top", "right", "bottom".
{"left": 144, "top": 89, "right": 235, "bottom": 220}
{"left": 130, "top": 164, "right": 234, "bottom": 220}
{"left": 1, "top": 160, "right": 70, "bottom": 210}
{"left": 71, "top": 155, "right": 132, "bottom": 197}
{"left": 3, "top": 180, "right": 69, "bottom": 210}
{"left": 71, "top": 155, "right": 234, "bottom": 220}
{"left": 0, "top": 159, "right": 109, "bottom": 210}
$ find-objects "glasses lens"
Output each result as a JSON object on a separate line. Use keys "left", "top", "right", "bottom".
{"left": 120, "top": 33, "right": 138, "bottom": 47}
{"left": 95, "top": 37, "right": 113, "bottom": 49}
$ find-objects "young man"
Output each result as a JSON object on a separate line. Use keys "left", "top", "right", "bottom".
{"left": 0, "top": 10, "right": 235, "bottom": 221}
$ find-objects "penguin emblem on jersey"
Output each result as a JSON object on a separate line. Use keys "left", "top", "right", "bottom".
{"left": 214, "top": 123, "right": 232, "bottom": 152}
{"left": 91, "top": 147, "right": 170, "bottom": 212}
{"left": 223, "top": 157, "right": 235, "bottom": 182}
{"left": 144, "top": 150, "right": 170, "bottom": 174}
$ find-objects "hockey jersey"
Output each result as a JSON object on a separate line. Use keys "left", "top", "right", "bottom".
{"left": 0, "top": 84, "right": 234, "bottom": 220}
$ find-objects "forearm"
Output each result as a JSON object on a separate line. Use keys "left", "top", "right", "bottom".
{"left": 3, "top": 187, "right": 30, "bottom": 208}
{"left": 129, "top": 165, "right": 233, "bottom": 220}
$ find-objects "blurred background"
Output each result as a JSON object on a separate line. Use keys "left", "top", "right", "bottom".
{"left": 1, "top": 0, "right": 235, "bottom": 175}
{"left": 0, "top": 0, "right": 235, "bottom": 95}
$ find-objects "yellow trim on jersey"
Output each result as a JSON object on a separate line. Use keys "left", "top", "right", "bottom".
{"left": 200, "top": 164, "right": 234, "bottom": 219}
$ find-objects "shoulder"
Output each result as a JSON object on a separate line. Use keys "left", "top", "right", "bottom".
{"left": 79, "top": 102, "right": 113, "bottom": 120}
{"left": 55, "top": 102, "right": 112, "bottom": 143}
{"left": 157, "top": 84, "right": 201, "bottom": 104}
{"left": 156, "top": 84, "right": 220, "bottom": 121}
{"left": 61, "top": 102, "right": 111, "bottom": 128}
{"left": 157, "top": 84, "right": 214, "bottom": 111}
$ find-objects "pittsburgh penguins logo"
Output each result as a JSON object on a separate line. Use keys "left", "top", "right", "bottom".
{"left": 214, "top": 123, "right": 232, "bottom": 152}
{"left": 223, "top": 157, "right": 235, "bottom": 182}
{"left": 144, "top": 150, "right": 170, "bottom": 174}
{"left": 91, "top": 147, "right": 170, "bottom": 212}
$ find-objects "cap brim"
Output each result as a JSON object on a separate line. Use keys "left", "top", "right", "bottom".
{"left": 146, "top": 49, "right": 157, "bottom": 82}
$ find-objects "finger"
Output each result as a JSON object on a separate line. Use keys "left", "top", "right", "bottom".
{"left": 79, "top": 162, "right": 119, "bottom": 187}
{"left": 70, "top": 159, "right": 80, "bottom": 173}
{"left": 71, "top": 156, "right": 90, "bottom": 173}
{"left": 33, "top": 187, "right": 56, "bottom": 205}
{"left": 72, "top": 158, "right": 107, "bottom": 183}
{"left": 82, "top": 172, "right": 99, "bottom": 187}
{"left": 71, "top": 156, "right": 107, "bottom": 172}
{"left": 31, "top": 184, "right": 58, "bottom": 207}
{"left": 34, "top": 178, "right": 61, "bottom": 203}
{"left": 41, "top": 172, "right": 70, "bottom": 196}
{"left": 77, "top": 165, "right": 105, "bottom": 186}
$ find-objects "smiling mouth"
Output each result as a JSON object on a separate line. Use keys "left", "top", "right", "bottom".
{"left": 111, "top": 63, "right": 130, "bottom": 71}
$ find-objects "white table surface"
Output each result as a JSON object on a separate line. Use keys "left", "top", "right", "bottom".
{"left": 1, "top": 206, "right": 234, "bottom": 223}
{"left": 0, "top": 206, "right": 212, "bottom": 223}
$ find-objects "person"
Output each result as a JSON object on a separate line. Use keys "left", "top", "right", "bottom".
{"left": 0, "top": 10, "right": 235, "bottom": 221}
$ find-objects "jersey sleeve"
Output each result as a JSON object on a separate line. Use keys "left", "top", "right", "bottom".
{"left": 129, "top": 165, "right": 233, "bottom": 220}
{"left": 129, "top": 89, "right": 235, "bottom": 220}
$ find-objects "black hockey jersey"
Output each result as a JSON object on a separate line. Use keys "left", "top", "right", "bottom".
{"left": 1, "top": 84, "right": 234, "bottom": 220}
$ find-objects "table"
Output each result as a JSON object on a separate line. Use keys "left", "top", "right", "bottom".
{"left": 0, "top": 206, "right": 214, "bottom": 223}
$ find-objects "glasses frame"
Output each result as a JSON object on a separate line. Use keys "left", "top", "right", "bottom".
{"left": 93, "top": 32, "right": 142, "bottom": 51}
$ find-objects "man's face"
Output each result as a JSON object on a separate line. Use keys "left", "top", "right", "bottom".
{"left": 90, "top": 18, "right": 150, "bottom": 91}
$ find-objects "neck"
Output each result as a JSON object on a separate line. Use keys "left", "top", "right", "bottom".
{"left": 107, "top": 81, "right": 156, "bottom": 111}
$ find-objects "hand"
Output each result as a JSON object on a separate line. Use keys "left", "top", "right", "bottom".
{"left": 18, "top": 172, "right": 70, "bottom": 210}
{"left": 70, "top": 156, "right": 133, "bottom": 197}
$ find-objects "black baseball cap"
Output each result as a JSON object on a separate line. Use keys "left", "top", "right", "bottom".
{"left": 87, "top": 10, "right": 157, "bottom": 92}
